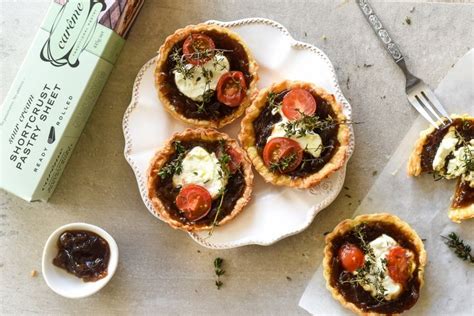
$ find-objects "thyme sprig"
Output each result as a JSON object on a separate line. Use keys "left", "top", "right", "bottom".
{"left": 455, "top": 127, "right": 474, "bottom": 173}
{"left": 208, "top": 143, "right": 231, "bottom": 236}
{"left": 170, "top": 48, "right": 193, "bottom": 79}
{"left": 214, "top": 257, "right": 225, "bottom": 289}
{"left": 208, "top": 187, "right": 226, "bottom": 237}
{"left": 340, "top": 225, "right": 388, "bottom": 302}
{"left": 267, "top": 91, "right": 285, "bottom": 114}
{"left": 182, "top": 48, "right": 232, "bottom": 67}
{"left": 158, "top": 141, "right": 186, "bottom": 179}
{"left": 441, "top": 232, "right": 474, "bottom": 263}
{"left": 283, "top": 112, "right": 355, "bottom": 138}
{"left": 269, "top": 152, "right": 297, "bottom": 173}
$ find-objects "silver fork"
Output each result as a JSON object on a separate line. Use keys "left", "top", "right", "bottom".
{"left": 357, "top": 0, "right": 451, "bottom": 128}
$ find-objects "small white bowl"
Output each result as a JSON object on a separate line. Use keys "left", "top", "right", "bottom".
{"left": 42, "top": 223, "right": 119, "bottom": 298}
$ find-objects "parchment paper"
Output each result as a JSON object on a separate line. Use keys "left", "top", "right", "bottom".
{"left": 299, "top": 50, "right": 474, "bottom": 315}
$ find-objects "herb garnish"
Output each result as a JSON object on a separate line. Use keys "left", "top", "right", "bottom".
{"left": 158, "top": 141, "right": 186, "bottom": 179}
{"left": 269, "top": 152, "right": 297, "bottom": 173}
{"left": 441, "top": 232, "right": 474, "bottom": 263}
{"left": 341, "top": 225, "right": 387, "bottom": 302}
{"left": 170, "top": 48, "right": 193, "bottom": 80}
{"left": 282, "top": 113, "right": 351, "bottom": 138}
{"left": 214, "top": 257, "right": 225, "bottom": 289}
{"left": 267, "top": 91, "right": 285, "bottom": 114}
{"left": 208, "top": 143, "right": 231, "bottom": 236}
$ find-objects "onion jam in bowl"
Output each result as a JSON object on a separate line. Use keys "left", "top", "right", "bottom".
{"left": 42, "top": 223, "right": 119, "bottom": 298}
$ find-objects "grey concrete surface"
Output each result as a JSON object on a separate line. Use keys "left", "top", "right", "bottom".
{"left": 0, "top": 0, "right": 473, "bottom": 315}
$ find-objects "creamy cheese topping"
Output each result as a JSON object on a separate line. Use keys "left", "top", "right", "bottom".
{"left": 174, "top": 54, "right": 230, "bottom": 102}
{"left": 432, "top": 127, "right": 458, "bottom": 172}
{"left": 446, "top": 139, "right": 474, "bottom": 179}
{"left": 267, "top": 109, "right": 323, "bottom": 158}
{"left": 172, "top": 146, "right": 227, "bottom": 199}
{"left": 359, "top": 234, "right": 403, "bottom": 301}
{"left": 432, "top": 127, "right": 473, "bottom": 185}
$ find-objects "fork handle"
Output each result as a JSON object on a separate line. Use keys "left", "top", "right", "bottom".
{"left": 357, "top": 0, "right": 405, "bottom": 64}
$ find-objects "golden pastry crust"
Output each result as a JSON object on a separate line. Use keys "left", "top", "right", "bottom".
{"left": 408, "top": 114, "right": 474, "bottom": 223}
{"left": 239, "top": 80, "right": 350, "bottom": 188}
{"left": 147, "top": 128, "right": 253, "bottom": 232}
{"left": 154, "top": 24, "right": 259, "bottom": 128}
{"left": 449, "top": 178, "right": 474, "bottom": 223}
{"left": 449, "top": 204, "right": 474, "bottom": 223}
{"left": 407, "top": 114, "right": 473, "bottom": 176}
{"left": 323, "top": 213, "right": 427, "bottom": 316}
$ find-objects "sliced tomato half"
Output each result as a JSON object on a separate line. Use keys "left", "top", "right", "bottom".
{"left": 387, "top": 246, "right": 412, "bottom": 286}
{"left": 226, "top": 147, "right": 243, "bottom": 174}
{"left": 282, "top": 88, "right": 317, "bottom": 120}
{"left": 338, "top": 243, "right": 365, "bottom": 273}
{"left": 182, "top": 34, "right": 215, "bottom": 66}
{"left": 262, "top": 137, "right": 303, "bottom": 173}
{"left": 216, "top": 71, "right": 247, "bottom": 107}
{"left": 175, "top": 184, "right": 212, "bottom": 221}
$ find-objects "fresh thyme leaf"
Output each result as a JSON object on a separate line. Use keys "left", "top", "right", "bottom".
{"left": 340, "top": 225, "right": 388, "bottom": 302}
{"left": 208, "top": 188, "right": 226, "bottom": 236}
{"left": 214, "top": 257, "right": 225, "bottom": 289}
{"left": 455, "top": 128, "right": 474, "bottom": 173}
{"left": 158, "top": 141, "right": 186, "bottom": 179}
{"left": 269, "top": 153, "right": 297, "bottom": 173}
{"left": 282, "top": 113, "right": 352, "bottom": 138}
{"left": 267, "top": 91, "right": 287, "bottom": 114}
{"left": 170, "top": 48, "right": 193, "bottom": 80}
{"left": 441, "top": 232, "right": 474, "bottom": 263}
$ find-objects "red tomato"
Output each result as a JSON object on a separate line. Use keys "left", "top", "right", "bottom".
{"left": 216, "top": 71, "right": 247, "bottom": 107}
{"left": 182, "top": 34, "right": 215, "bottom": 65}
{"left": 338, "top": 243, "right": 365, "bottom": 273}
{"left": 175, "top": 184, "right": 212, "bottom": 221}
{"left": 282, "top": 88, "right": 317, "bottom": 120}
{"left": 226, "top": 147, "right": 242, "bottom": 174}
{"left": 387, "top": 246, "right": 412, "bottom": 286}
{"left": 262, "top": 137, "right": 303, "bottom": 173}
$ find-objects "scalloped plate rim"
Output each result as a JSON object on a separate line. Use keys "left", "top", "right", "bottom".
{"left": 122, "top": 17, "right": 355, "bottom": 249}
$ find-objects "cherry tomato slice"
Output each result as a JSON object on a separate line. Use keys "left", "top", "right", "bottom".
{"left": 226, "top": 147, "right": 242, "bottom": 174}
{"left": 175, "top": 184, "right": 212, "bottom": 221}
{"left": 182, "top": 34, "right": 216, "bottom": 66}
{"left": 387, "top": 246, "right": 412, "bottom": 286}
{"left": 216, "top": 71, "right": 247, "bottom": 107}
{"left": 282, "top": 88, "right": 317, "bottom": 120}
{"left": 262, "top": 137, "right": 303, "bottom": 173}
{"left": 338, "top": 243, "right": 365, "bottom": 273}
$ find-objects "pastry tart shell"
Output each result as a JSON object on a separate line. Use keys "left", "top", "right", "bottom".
{"left": 154, "top": 24, "right": 259, "bottom": 128}
{"left": 323, "top": 213, "right": 427, "bottom": 316}
{"left": 147, "top": 128, "right": 254, "bottom": 231}
{"left": 408, "top": 114, "right": 474, "bottom": 223}
{"left": 239, "top": 80, "right": 350, "bottom": 188}
{"left": 407, "top": 114, "right": 473, "bottom": 176}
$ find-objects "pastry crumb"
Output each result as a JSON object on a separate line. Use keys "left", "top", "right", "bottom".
{"left": 31, "top": 270, "right": 38, "bottom": 277}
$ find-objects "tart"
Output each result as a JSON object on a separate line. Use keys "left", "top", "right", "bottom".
{"left": 408, "top": 114, "right": 474, "bottom": 223}
{"left": 239, "top": 80, "right": 350, "bottom": 188}
{"left": 155, "top": 24, "right": 259, "bottom": 128}
{"left": 323, "top": 213, "right": 427, "bottom": 316}
{"left": 147, "top": 128, "right": 253, "bottom": 231}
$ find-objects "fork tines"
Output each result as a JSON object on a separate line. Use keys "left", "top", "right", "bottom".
{"left": 407, "top": 83, "right": 452, "bottom": 129}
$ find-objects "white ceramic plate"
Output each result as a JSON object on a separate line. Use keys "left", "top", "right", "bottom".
{"left": 123, "top": 18, "right": 354, "bottom": 249}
